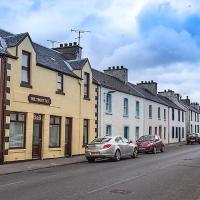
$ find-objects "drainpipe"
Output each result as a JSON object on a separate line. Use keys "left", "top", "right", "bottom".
{"left": 0, "top": 54, "right": 7, "bottom": 164}
{"left": 168, "top": 107, "right": 170, "bottom": 144}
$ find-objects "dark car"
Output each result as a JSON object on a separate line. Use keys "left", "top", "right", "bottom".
{"left": 195, "top": 133, "right": 200, "bottom": 144}
{"left": 136, "top": 135, "right": 165, "bottom": 154}
{"left": 186, "top": 133, "right": 197, "bottom": 144}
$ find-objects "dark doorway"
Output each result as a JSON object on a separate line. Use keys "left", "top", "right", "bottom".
{"left": 65, "top": 118, "right": 72, "bottom": 157}
{"left": 32, "top": 114, "right": 42, "bottom": 159}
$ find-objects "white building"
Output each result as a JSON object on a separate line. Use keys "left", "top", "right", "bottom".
{"left": 93, "top": 67, "right": 185, "bottom": 144}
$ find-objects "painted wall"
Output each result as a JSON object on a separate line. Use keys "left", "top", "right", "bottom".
{"left": 4, "top": 36, "right": 96, "bottom": 162}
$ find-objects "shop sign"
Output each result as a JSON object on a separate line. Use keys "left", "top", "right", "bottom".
{"left": 28, "top": 94, "right": 51, "bottom": 105}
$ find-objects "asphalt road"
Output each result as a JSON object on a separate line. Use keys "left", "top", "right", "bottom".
{"left": 0, "top": 144, "right": 200, "bottom": 200}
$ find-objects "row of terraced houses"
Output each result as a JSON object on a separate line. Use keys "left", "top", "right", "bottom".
{"left": 0, "top": 29, "right": 200, "bottom": 164}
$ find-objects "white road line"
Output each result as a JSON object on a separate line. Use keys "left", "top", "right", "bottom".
{"left": 87, "top": 175, "right": 141, "bottom": 194}
{"left": 0, "top": 181, "right": 25, "bottom": 189}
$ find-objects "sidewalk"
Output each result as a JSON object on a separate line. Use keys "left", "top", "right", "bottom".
{"left": 0, "top": 156, "right": 86, "bottom": 176}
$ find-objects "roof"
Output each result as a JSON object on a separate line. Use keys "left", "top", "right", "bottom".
{"left": 0, "top": 29, "right": 79, "bottom": 78}
{"left": 68, "top": 58, "right": 88, "bottom": 70}
{"left": 92, "top": 68, "right": 144, "bottom": 98}
{"left": 93, "top": 68, "right": 183, "bottom": 110}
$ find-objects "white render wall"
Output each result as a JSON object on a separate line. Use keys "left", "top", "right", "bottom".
{"left": 98, "top": 86, "right": 144, "bottom": 142}
{"left": 190, "top": 111, "right": 200, "bottom": 134}
{"left": 143, "top": 100, "right": 169, "bottom": 144}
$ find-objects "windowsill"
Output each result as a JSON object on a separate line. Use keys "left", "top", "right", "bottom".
{"left": 105, "top": 112, "right": 112, "bottom": 115}
{"left": 158, "top": 118, "right": 161, "bottom": 120}
{"left": 123, "top": 115, "right": 129, "bottom": 118}
{"left": 84, "top": 97, "right": 90, "bottom": 101}
{"left": 149, "top": 117, "right": 152, "bottom": 119}
{"left": 135, "top": 116, "right": 140, "bottom": 119}
{"left": 56, "top": 90, "right": 65, "bottom": 95}
{"left": 9, "top": 148, "right": 26, "bottom": 152}
{"left": 20, "top": 82, "right": 32, "bottom": 89}
{"left": 49, "top": 147, "right": 62, "bottom": 151}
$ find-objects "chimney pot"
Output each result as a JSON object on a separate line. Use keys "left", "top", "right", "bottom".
{"left": 121, "top": 66, "right": 123, "bottom": 69}
{"left": 187, "top": 96, "right": 188, "bottom": 99}
{"left": 69, "top": 43, "right": 72, "bottom": 46}
{"left": 64, "top": 43, "right": 68, "bottom": 47}
{"left": 112, "top": 66, "right": 115, "bottom": 69}
{"left": 60, "top": 44, "right": 64, "bottom": 47}
{"left": 151, "top": 80, "right": 153, "bottom": 83}
{"left": 141, "top": 81, "right": 143, "bottom": 84}
{"left": 108, "top": 67, "right": 111, "bottom": 70}
{"left": 117, "top": 66, "right": 119, "bottom": 69}
{"left": 73, "top": 42, "right": 77, "bottom": 46}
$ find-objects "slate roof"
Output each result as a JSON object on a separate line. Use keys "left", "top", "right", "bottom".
{"left": 93, "top": 68, "right": 183, "bottom": 110}
{"left": 0, "top": 29, "right": 79, "bottom": 78}
{"left": 68, "top": 58, "right": 88, "bottom": 70}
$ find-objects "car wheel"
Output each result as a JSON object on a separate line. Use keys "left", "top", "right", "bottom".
{"left": 161, "top": 146, "right": 165, "bottom": 153}
{"left": 114, "top": 150, "right": 121, "bottom": 161}
{"left": 131, "top": 148, "right": 138, "bottom": 158}
{"left": 187, "top": 141, "right": 189, "bottom": 145}
{"left": 87, "top": 157, "right": 95, "bottom": 163}
{"left": 153, "top": 147, "right": 157, "bottom": 154}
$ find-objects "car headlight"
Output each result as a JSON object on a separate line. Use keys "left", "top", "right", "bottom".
{"left": 147, "top": 143, "right": 153, "bottom": 147}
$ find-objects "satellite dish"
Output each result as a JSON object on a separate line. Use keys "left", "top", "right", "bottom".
{"left": 0, "top": 37, "right": 7, "bottom": 50}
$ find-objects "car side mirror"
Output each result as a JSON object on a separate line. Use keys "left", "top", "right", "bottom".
{"left": 129, "top": 140, "right": 132, "bottom": 144}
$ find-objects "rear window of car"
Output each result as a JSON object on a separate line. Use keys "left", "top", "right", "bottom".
{"left": 138, "top": 135, "right": 155, "bottom": 141}
{"left": 91, "top": 138, "right": 111, "bottom": 144}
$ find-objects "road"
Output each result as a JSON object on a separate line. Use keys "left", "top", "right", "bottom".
{"left": 0, "top": 144, "right": 200, "bottom": 200}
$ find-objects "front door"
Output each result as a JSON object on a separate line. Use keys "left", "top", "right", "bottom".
{"left": 65, "top": 118, "right": 72, "bottom": 157}
{"left": 32, "top": 114, "right": 42, "bottom": 159}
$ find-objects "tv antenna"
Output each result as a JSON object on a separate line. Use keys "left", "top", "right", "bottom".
{"left": 47, "top": 40, "right": 62, "bottom": 48}
{"left": 71, "top": 29, "right": 91, "bottom": 45}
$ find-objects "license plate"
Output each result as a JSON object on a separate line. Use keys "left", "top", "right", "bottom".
{"left": 90, "top": 152, "right": 100, "bottom": 156}
{"left": 190, "top": 139, "right": 195, "bottom": 142}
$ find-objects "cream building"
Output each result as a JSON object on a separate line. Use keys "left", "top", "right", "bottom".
{"left": 0, "top": 29, "right": 97, "bottom": 163}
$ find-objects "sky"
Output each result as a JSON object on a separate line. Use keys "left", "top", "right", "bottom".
{"left": 0, "top": 0, "right": 200, "bottom": 102}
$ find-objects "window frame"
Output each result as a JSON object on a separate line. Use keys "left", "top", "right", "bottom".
{"left": 164, "top": 109, "right": 166, "bottom": 121}
{"left": 149, "top": 105, "right": 152, "bottom": 119}
{"left": 136, "top": 101, "right": 140, "bottom": 118}
{"left": 172, "top": 108, "right": 175, "bottom": 121}
{"left": 9, "top": 112, "right": 26, "bottom": 149}
{"left": 106, "top": 124, "right": 112, "bottom": 136}
{"left": 106, "top": 93, "right": 112, "bottom": 113}
{"left": 84, "top": 72, "right": 90, "bottom": 99}
{"left": 123, "top": 98, "right": 129, "bottom": 116}
{"left": 21, "top": 51, "right": 31, "bottom": 87}
{"left": 158, "top": 107, "right": 161, "bottom": 120}
{"left": 124, "top": 126, "right": 129, "bottom": 140}
{"left": 178, "top": 110, "right": 180, "bottom": 121}
{"left": 49, "top": 115, "right": 61, "bottom": 148}
{"left": 56, "top": 72, "right": 65, "bottom": 95}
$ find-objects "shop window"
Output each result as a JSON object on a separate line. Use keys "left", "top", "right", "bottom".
{"left": 9, "top": 112, "right": 26, "bottom": 149}
{"left": 49, "top": 116, "right": 61, "bottom": 148}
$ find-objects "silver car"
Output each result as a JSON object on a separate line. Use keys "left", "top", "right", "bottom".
{"left": 85, "top": 136, "right": 138, "bottom": 162}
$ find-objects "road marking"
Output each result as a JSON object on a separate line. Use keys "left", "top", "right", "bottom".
{"left": 87, "top": 175, "right": 141, "bottom": 194}
{"left": 0, "top": 181, "right": 25, "bottom": 189}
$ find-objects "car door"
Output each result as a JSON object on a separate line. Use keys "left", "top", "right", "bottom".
{"left": 118, "top": 137, "right": 126, "bottom": 157}
{"left": 155, "top": 136, "right": 161, "bottom": 150}
{"left": 122, "top": 137, "right": 132, "bottom": 156}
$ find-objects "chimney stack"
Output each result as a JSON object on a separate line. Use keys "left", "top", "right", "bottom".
{"left": 137, "top": 80, "right": 157, "bottom": 95}
{"left": 104, "top": 66, "right": 128, "bottom": 83}
{"left": 53, "top": 42, "right": 82, "bottom": 60}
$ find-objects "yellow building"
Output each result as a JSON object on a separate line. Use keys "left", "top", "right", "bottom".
{"left": 0, "top": 29, "right": 97, "bottom": 163}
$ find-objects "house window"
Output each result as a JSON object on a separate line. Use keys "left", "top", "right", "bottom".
{"left": 49, "top": 116, "right": 61, "bottom": 148}
{"left": 56, "top": 73, "right": 63, "bottom": 92}
{"left": 164, "top": 109, "right": 166, "bottom": 121}
{"left": 172, "top": 108, "right": 174, "bottom": 121}
{"left": 159, "top": 126, "right": 162, "bottom": 138}
{"left": 191, "top": 124, "right": 193, "bottom": 133}
{"left": 135, "top": 127, "right": 140, "bottom": 140}
{"left": 158, "top": 107, "right": 161, "bottom": 120}
{"left": 191, "top": 111, "right": 193, "bottom": 121}
{"left": 182, "top": 111, "right": 184, "bottom": 122}
{"left": 106, "top": 93, "right": 112, "bottom": 113}
{"left": 124, "top": 126, "right": 129, "bottom": 140}
{"left": 106, "top": 125, "right": 112, "bottom": 136}
{"left": 123, "top": 98, "right": 128, "bottom": 116}
{"left": 149, "top": 126, "right": 152, "bottom": 135}
{"left": 83, "top": 119, "right": 89, "bottom": 146}
{"left": 182, "top": 127, "right": 184, "bottom": 138}
{"left": 84, "top": 72, "right": 90, "bottom": 99}
{"left": 172, "top": 126, "right": 175, "bottom": 138}
{"left": 9, "top": 112, "right": 26, "bottom": 149}
{"left": 136, "top": 101, "right": 140, "bottom": 118}
{"left": 195, "top": 125, "right": 197, "bottom": 133}
{"left": 155, "top": 127, "right": 157, "bottom": 135}
{"left": 176, "top": 127, "right": 178, "bottom": 138}
{"left": 195, "top": 113, "right": 197, "bottom": 122}
{"left": 178, "top": 110, "right": 180, "bottom": 121}
{"left": 21, "top": 51, "right": 31, "bottom": 85}
{"left": 149, "top": 105, "right": 152, "bottom": 119}
{"left": 164, "top": 127, "right": 166, "bottom": 140}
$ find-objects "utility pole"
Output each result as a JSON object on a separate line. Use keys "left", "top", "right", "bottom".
{"left": 71, "top": 29, "right": 91, "bottom": 46}
{"left": 47, "top": 40, "right": 61, "bottom": 48}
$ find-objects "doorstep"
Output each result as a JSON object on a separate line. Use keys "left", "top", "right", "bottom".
{"left": 0, "top": 156, "right": 86, "bottom": 176}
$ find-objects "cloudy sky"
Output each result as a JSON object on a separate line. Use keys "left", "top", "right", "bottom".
{"left": 0, "top": 0, "right": 200, "bottom": 101}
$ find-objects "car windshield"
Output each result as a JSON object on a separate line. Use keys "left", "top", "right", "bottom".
{"left": 138, "top": 135, "right": 155, "bottom": 141}
{"left": 90, "top": 138, "right": 111, "bottom": 144}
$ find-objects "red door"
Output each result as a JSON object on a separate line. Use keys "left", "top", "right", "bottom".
{"left": 32, "top": 114, "right": 42, "bottom": 159}
{"left": 65, "top": 118, "right": 72, "bottom": 157}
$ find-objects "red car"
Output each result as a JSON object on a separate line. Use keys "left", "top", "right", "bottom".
{"left": 136, "top": 135, "right": 165, "bottom": 154}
